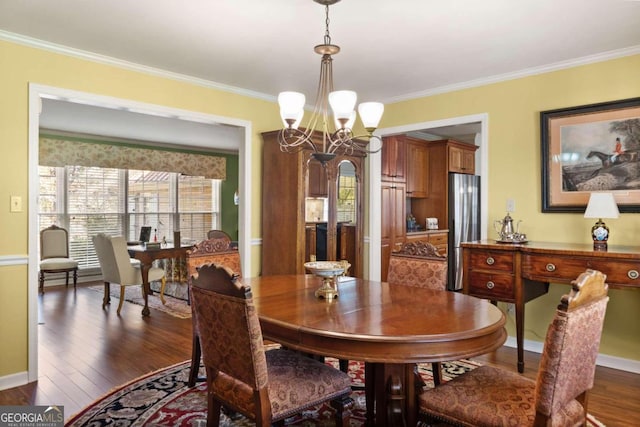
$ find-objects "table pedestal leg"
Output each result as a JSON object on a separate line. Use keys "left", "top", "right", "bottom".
{"left": 369, "top": 363, "right": 417, "bottom": 427}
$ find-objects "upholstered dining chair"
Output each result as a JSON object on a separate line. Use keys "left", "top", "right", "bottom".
{"left": 387, "top": 240, "right": 448, "bottom": 387}
{"left": 39, "top": 225, "right": 79, "bottom": 294}
{"left": 190, "top": 263, "right": 353, "bottom": 427}
{"left": 418, "top": 268, "right": 609, "bottom": 427}
{"left": 186, "top": 235, "right": 243, "bottom": 387}
{"left": 92, "top": 234, "right": 166, "bottom": 315}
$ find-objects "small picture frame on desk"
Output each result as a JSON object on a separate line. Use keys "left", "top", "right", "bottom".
{"left": 541, "top": 97, "right": 640, "bottom": 213}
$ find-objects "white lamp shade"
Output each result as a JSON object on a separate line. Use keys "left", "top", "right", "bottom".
{"left": 358, "top": 102, "right": 384, "bottom": 129}
{"left": 584, "top": 192, "right": 620, "bottom": 219}
{"left": 334, "top": 111, "right": 356, "bottom": 130}
{"left": 329, "top": 90, "right": 357, "bottom": 120}
{"left": 278, "top": 92, "right": 305, "bottom": 121}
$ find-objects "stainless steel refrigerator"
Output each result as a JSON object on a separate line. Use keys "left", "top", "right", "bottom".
{"left": 448, "top": 173, "right": 481, "bottom": 291}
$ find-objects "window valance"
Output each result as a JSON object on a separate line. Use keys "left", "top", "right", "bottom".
{"left": 39, "top": 137, "right": 226, "bottom": 180}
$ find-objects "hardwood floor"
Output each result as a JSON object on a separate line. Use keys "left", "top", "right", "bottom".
{"left": 1, "top": 283, "right": 638, "bottom": 426}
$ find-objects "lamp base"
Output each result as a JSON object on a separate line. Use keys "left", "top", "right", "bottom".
{"left": 591, "top": 218, "right": 609, "bottom": 252}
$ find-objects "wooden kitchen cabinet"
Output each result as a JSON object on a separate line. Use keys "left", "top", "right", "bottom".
{"left": 406, "top": 139, "right": 429, "bottom": 198}
{"left": 307, "top": 158, "right": 327, "bottom": 197}
{"left": 381, "top": 135, "right": 406, "bottom": 182}
{"left": 381, "top": 182, "right": 406, "bottom": 281}
{"left": 448, "top": 143, "right": 476, "bottom": 174}
{"left": 405, "top": 230, "right": 448, "bottom": 256}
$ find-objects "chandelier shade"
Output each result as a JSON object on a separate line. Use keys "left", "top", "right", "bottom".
{"left": 276, "top": 0, "right": 384, "bottom": 163}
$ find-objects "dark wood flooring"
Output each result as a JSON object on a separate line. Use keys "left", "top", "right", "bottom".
{"left": 0, "top": 283, "right": 638, "bottom": 426}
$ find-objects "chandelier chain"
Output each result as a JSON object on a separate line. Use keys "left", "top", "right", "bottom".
{"left": 324, "top": 5, "right": 332, "bottom": 46}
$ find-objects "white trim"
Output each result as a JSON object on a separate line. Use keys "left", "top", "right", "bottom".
{"left": 503, "top": 336, "right": 640, "bottom": 374}
{"left": 0, "top": 255, "right": 28, "bottom": 266}
{"left": 384, "top": 45, "right": 640, "bottom": 104}
{"left": 0, "top": 371, "right": 29, "bottom": 392}
{"left": 1, "top": 30, "right": 273, "bottom": 103}
{"left": 3, "top": 30, "right": 639, "bottom": 107}
{"left": 27, "top": 83, "right": 252, "bottom": 386}
{"left": 368, "top": 113, "right": 489, "bottom": 281}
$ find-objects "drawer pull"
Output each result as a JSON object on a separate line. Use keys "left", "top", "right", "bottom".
{"left": 486, "top": 256, "right": 495, "bottom": 265}
{"left": 545, "top": 263, "right": 556, "bottom": 272}
{"left": 628, "top": 270, "right": 639, "bottom": 280}
{"left": 486, "top": 281, "right": 495, "bottom": 289}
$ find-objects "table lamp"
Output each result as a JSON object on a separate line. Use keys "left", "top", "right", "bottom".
{"left": 584, "top": 192, "right": 619, "bottom": 251}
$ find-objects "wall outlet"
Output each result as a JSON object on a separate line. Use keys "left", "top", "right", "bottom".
{"left": 506, "top": 198, "right": 515, "bottom": 212}
{"left": 506, "top": 303, "right": 515, "bottom": 315}
{"left": 10, "top": 196, "right": 22, "bottom": 212}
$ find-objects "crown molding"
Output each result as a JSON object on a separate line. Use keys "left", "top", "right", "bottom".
{"left": 0, "top": 30, "right": 276, "bottom": 103}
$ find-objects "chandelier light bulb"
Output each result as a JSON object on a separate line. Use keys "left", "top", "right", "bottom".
{"left": 358, "top": 102, "right": 384, "bottom": 130}
{"left": 278, "top": 91, "right": 306, "bottom": 123}
{"left": 328, "top": 90, "right": 357, "bottom": 120}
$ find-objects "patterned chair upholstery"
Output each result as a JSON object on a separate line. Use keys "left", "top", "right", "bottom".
{"left": 387, "top": 240, "right": 448, "bottom": 387}
{"left": 186, "top": 236, "right": 242, "bottom": 387}
{"left": 387, "top": 240, "right": 447, "bottom": 289}
{"left": 190, "top": 263, "right": 353, "bottom": 426}
{"left": 418, "top": 268, "right": 610, "bottom": 427}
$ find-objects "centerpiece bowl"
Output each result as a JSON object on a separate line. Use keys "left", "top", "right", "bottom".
{"left": 304, "top": 261, "right": 350, "bottom": 300}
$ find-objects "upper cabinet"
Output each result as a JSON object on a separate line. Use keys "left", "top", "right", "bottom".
{"left": 381, "top": 135, "right": 406, "bottom": 182}
{"left": 406, "top": 139, "right": 429, "bottom": 198}
{"left": 445, "top": 140, "right": 477, "bottom": 174}
{"left": 307, "top": 158, "right": 328, "bottom": 197}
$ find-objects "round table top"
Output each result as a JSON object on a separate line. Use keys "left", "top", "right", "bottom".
{"left": 245, "top": 274, "right": 507, "bottom": 364}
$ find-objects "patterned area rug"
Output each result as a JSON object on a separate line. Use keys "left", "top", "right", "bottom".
{"left": 88, "top": 283, "right": 191, "bottom": 319}
{"left": 65, "top": 359, "right": 605, "bottom": 426}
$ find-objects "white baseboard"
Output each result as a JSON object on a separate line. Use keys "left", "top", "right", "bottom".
{"left": 0, "top": 371, "right": 29, "bottom": 392}
{"left": 504, "top": 336, "right": 640, "bottom": 374}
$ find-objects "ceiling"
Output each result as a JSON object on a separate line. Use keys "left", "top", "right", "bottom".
{"left": 3, "top": 0, "right": 640, "bottom": 146}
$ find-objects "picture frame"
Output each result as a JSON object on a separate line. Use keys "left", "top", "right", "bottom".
{"left": 541, "top": 97, "right": 640, "bottom": 213}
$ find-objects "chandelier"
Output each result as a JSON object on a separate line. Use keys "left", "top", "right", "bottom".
{"left": 277, "top": 0, "right": 384, "bottom": 164}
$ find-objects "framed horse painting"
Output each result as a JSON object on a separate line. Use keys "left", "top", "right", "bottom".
{"left": 541, "top": 97, "right": 640, "bottom": 213}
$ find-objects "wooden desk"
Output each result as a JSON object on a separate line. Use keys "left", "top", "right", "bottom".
{"left": 127, "top": 244, "right": 192, "bottom": 316}
{"left": 245, "top": 274, "right": 506, "bottom": 427}
{"left": 462, "top": 240, "right": 640, "bottom": 373}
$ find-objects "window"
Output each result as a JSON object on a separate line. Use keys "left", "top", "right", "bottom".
{"left": 38, "top": 166, "right": 221, "bottom": 271}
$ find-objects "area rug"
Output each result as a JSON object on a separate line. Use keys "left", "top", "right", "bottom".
{"left": 65, "top": 359, "right": 605, "bottom": 426}
{"left": 88, "top": 283, "right": 191, "bottom": 319}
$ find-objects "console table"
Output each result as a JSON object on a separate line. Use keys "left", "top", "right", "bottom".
{"left": 462, "top": 240, "right": 640, "bottom": 372}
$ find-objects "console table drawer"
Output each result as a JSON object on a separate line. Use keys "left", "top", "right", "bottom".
{"left": 522, "top": 255, "right": 640, "bottom": 285}
{"left": 468, "top": 271, "right": 515, "bottom": 301}
{"left": 469, "top": 250, "right": 514, "bottom": 272}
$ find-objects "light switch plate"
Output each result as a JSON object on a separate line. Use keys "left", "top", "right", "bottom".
{"left": 10, "top": 196, "right": 22, "bottom": 212}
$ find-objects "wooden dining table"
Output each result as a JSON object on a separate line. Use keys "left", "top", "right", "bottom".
{"left": 127, "top": 243, "right": 193, "bottom": 316}
{"left": 244, "top": 274, "right": 507, "bottom": 427}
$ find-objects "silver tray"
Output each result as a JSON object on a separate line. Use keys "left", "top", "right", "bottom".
{"left": 495, "top": 239, "right": 528, "bottom": 244}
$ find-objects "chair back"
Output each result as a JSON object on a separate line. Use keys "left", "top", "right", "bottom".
{"left": 41, "top": 225, "right": 70, "bottom": 259}
{"left": 190, "top": 264, "right": 268, "bottom": 408}
{"left": 207, "top": 229, "right": 232, "bottom": 241}
{"left": 187, "top": 237, "right": 241, "bottom": 280}
{"left": 92, "top": 234, "right": 138, "bottom": 285}
{"left": 387, "top": 240, "right": 447, "bottom": 289}
{"left": 535, "top": 269, "right": 609, "bottom": 419}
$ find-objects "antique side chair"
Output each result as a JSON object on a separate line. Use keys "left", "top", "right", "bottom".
{"left": 39, "top": 225, "right": 79, "bottom": 294}
{"left": 190, "top": 263, "right": 353, "bottom": 426}
{"left": 418, "top": 268, "right": 609, "bottom": 426}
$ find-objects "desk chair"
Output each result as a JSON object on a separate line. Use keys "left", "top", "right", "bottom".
{"left": 92, "top": 234, "right": 166, "bottom": 315}
{"left": 419, "top": 269, "right": 609, "bottom": 426}
{"left": 190, "top": 263, "right": 353, "bottom": 427}
{"left": 39, "top": 225, "right": 78, "bottom": 294}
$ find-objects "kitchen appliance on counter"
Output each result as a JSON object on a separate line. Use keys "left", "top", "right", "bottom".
{"left": 448, "top": 174, "right": 481, "bottom": 291}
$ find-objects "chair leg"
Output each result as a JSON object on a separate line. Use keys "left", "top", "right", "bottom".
{"left": 65, "top": 271, "right": 69, "bottom": 287}
{"left": 159, "top": 277, "right": 167, "bottom": 305}
{"left": 39, "top": 271, "right": 45, "bottom": 294}
{"left": 432, "top": 362, "right": 442, "bottom": 386}
{"left": 339, "top": 358, "right": 349, "bottom": 373}
{"left": 330, "top": 394, "right": 354, "bottom": 427}
{"left": 117, "top": 286, "right": 125, "bottom": 315}
{"left": 73, "top": 268, "right": 78, "bottom": 289}
{"left": 102, "top": 282, "right": 111, "bottom": 308}
{"left": 188, "top": 334, "right": 202, "bottom": 387}
{"left": 208, "top": 394, "right": 222, "bottom": 427}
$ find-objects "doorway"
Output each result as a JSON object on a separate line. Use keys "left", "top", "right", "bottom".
{"left": 27, "top": 83, "right": 253, "bottom": 382}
